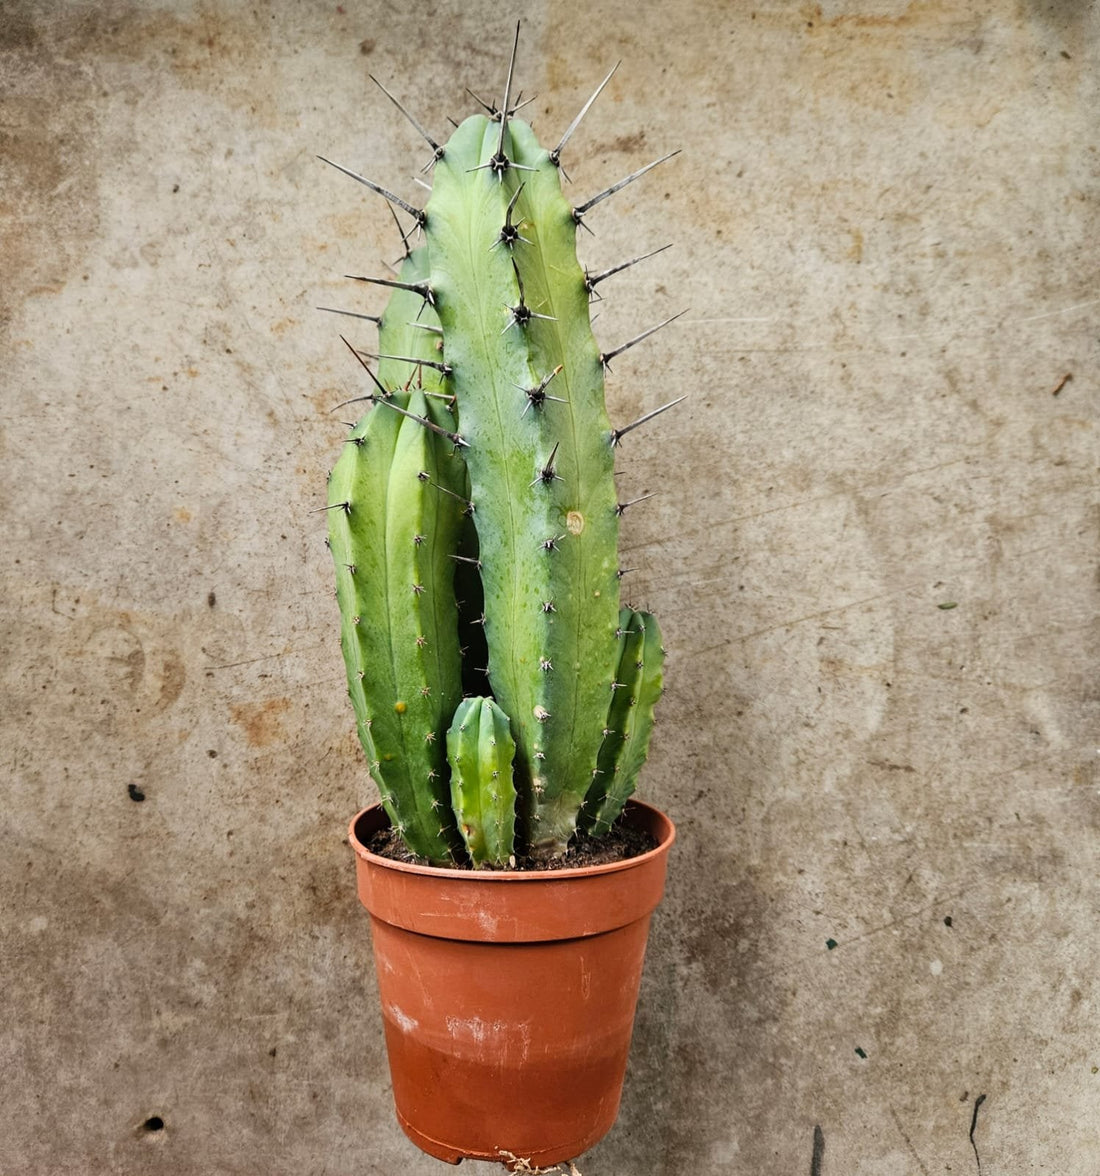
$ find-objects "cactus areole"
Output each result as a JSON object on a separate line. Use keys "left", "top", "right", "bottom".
{"left": 323, "top": 25, "right": 679, "bottom": 868}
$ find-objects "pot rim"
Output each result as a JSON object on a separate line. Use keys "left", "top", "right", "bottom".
{"left": 348, "top": 797, "right": 675, "bottom": 883}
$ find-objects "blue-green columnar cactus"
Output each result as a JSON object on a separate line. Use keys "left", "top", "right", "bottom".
{"left": 321, "top": 26, "right": 678, "bottom": 864}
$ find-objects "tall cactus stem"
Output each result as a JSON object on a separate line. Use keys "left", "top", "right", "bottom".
{"left": 423, "top": 113, "right": 623, "bottom": 858}
{"left": 326, "top": 250, "right": 467, "bottom": 864}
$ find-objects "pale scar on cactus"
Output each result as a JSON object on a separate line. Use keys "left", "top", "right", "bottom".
{"left": 320, "top": 23, "right": 681, "bottom": 864}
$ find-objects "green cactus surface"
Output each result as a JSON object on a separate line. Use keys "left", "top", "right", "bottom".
{"left": 447, "top": 696, "right": 517, "bottom": 867}
{"left": 581, "top": 608, "right": 665, "bottom": 836}
{"left": 326, "top": 250, "right": 468, "bottom": 864}
{"left": 422, "top": 115, "right": 622, "bottom": 858}
{"left": 322, "top": 34, "right": 676, "bottom": 864}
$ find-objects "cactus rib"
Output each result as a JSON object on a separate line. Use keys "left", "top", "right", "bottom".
{"left": 581, "top": 609, "right": 665, "bottom": 835}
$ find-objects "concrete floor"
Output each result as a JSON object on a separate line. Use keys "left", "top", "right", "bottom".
{"left": 2, "top": 0, "right": 1098, "bottom": 1172}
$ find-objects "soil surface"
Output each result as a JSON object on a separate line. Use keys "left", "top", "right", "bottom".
{"left": 367, "top": 821, "right": 657, "bottom": 871}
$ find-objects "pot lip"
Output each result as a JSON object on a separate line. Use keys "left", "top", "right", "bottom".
{"left": 348, "top": 797, "right": 675, "bottom": 883}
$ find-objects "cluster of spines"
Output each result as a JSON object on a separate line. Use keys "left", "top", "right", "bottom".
{"left": 321, "top": 24, "right": 679, "bottom": 864}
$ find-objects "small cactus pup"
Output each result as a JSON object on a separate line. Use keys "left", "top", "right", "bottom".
{"left": 321, "top": 23, "right": 681, "bottom": 865}
{"left": 447, "top": 696, "right": 517, "bottom": 867}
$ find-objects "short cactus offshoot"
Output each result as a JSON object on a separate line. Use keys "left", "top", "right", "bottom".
{"left": 321, "top": 24, "right": 679, "bottom": 865}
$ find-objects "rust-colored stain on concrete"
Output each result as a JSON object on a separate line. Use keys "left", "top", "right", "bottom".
{"left": 229, "top": 698, "right": 292, "bottom": 748}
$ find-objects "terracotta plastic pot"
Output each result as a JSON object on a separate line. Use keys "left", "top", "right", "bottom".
{"left": 348, "top": 799, "right": 675, "bottom": 1168}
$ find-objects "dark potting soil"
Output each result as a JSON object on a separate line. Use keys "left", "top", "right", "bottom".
{"left": 366, "top": 821, "right": 657, "bottom": 871}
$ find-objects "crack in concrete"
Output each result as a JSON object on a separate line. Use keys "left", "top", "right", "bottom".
{"left": 888, "top": 1104, "right": 931, "bottom": 1176}
{"left": 970, "top": 1093, "right": 987, "bottom": 1175}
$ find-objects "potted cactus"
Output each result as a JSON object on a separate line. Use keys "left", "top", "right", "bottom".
{"left": 319, "top": 25, "right": 679, "bottom": 1169}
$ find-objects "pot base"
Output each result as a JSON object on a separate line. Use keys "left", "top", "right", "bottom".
{"left": 396, "top": 1106, "right": 606, "bottom": 1169}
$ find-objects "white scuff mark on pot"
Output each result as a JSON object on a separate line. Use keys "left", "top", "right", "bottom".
{"left": 475, "top": 907, "right": 500, "bottom": 935}
{"left": 445, "top": 1016, "right": 532, "bottom": 1062}
{"left": 385, "top": 1003, "right": 419, "bottom": 1032}
{"left": 446, "top": 1015, "right": 492, "bottom": 1045}
{"left": 518, "top": 1019, "right": 532, "bottom": 1062}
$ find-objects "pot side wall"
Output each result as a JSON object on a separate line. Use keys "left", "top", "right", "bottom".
{"left": 373, "top": 919, "right": 652, "bottom": 1165}
{"left": 350, "top": 800, "right": 676, "bottom": 1166}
